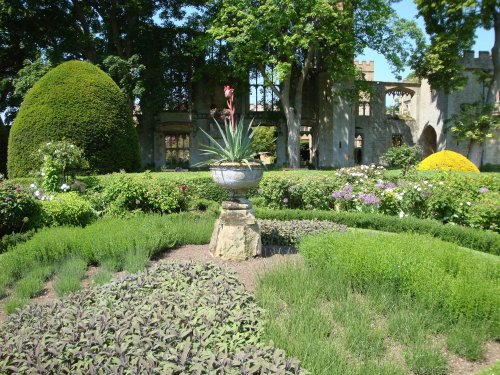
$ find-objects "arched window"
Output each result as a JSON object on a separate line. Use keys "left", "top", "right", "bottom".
{"left": 385, "top": 87, "right": 415, "bottom": 118}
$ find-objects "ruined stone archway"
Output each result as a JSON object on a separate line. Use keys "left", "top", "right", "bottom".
{"left": 422, "top": 126, "right": 437, "bottom": 157}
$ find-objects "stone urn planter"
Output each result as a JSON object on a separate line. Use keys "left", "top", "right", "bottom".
{"left": 210, "top": 162, "right": 264, "bottom": 199}
{"left": 209, "top": 162, "right": 264, "bottom": 261}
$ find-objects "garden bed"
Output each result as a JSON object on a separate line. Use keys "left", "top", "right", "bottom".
{"left": 0, "top": 261, "right": 306, "bottom": 373}
{"left": 256, "top": 230, "right": 500, "bottom": 375}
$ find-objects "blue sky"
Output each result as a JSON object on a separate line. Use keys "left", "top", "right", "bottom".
{"left": 356, "top": 0, "right": 494, "bottom": 82}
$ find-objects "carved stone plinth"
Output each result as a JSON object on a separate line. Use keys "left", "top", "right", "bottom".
{"left": 209, "top": 199, "right": 262, "bottom": 261}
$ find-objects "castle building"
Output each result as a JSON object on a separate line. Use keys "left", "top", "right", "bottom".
{"left": 141, "top": 51, "right": 499, "bottom": 169}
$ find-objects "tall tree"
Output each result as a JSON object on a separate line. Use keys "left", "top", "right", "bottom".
{"left": 414, "top": 0, "right": 499, "bottom": 166}
{"left": 414, "top": 0, "right": 499, "bottom": 101}
{"left": 209, "top": 0, "right": 424, "bottom": 168}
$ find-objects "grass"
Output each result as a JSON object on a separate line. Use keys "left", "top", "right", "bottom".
{"left": 54, "top": 258, "right": 87, "bottom": 296}
{"left": 476, "top": 361, "right": 500, "bottom": 375}
{"left": 256, "top": 231, "right": 499, "bottom": 374}
{"left": 0, "top": 212, "right": 215, "bottom": 313}
{"left": 91, "top": 269, "right": 113, "bottom": 285}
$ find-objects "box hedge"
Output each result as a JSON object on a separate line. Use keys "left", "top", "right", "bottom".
{"left": 254, "top": 208, "right": 500, "bottom": 255}
{"left": 7, "top": 60, "right": 140, "bottom": 178}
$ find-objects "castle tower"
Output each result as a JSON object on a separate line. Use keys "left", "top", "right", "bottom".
{"left": 354, "top": 60, "right": 375, "bottom": 81}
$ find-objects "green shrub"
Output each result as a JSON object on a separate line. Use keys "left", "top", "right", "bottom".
{"left": 95, "top": 172, "right": 229, "bottom": 204}
{"left": 254, "top": 208, "right": 500, "bottom": 255}
{"left": 300, "top": 232, "right": 500, "bottom": 328}
{"left": 7, "top": 60, "right": 140, "bottom": 178}
{"left": 0, "top": 229, "right": 36, "bottom": 254}
{"left": 466, "top": 190, "right": 500, "bottom": 232}
{"left": 0, "top": 213, "right": 215, "bottom": 292}
{"left": 38, "top": 192, "right": 95, "bottom": 227}
{"left": 381, "top": 144, "right": 422, "bottom": 172}
{"left": 99, "top": 172, "right": 188, "bottom": 215}
{"left": 480, "top": 163, "right": 500, "bottom": 172}
{"left": 259, "top": 175, "right": 295, "bottom": 209}
{"left": 38, "top": 140, "right": 89, "bottom": 192}
{"left": 0, "top": 182, "right": 40, "bottom": 236}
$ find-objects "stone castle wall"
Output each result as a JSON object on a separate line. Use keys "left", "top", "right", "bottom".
{"left": 149, "top": 51, "right": 498, "bottom": 169}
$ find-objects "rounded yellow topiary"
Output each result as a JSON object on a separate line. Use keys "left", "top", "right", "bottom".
{"left": 417, "top": 150, "right": 479, "bottom": 172}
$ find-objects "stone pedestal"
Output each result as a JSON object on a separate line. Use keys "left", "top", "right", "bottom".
{"left": 209, "top": 199, "right": 262, "bottom": 261}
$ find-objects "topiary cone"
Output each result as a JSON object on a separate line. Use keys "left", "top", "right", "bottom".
{"left": 416, "top": 150, "right": 479, "bottom": 173}
{"left": 7, "top": 60, "right": 140, "bottom": 178}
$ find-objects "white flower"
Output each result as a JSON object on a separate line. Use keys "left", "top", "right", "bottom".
{"left": 460, "top": 203, "right": 463, "bottom": 206}
{"left": 429, "top": 184, "right": 433, "bottom": 188}
{"left": 417, "top": 187, "right": 422, "bottom": 192}
{"left": 34, "top": 190, "right": 42, "bottom": 197}
{"left": 48, "top": 195, "right": 54, "bottom": 201}
{"left": 386, "top": 188, "right": 393, "bottom": 193}
{"left": 466, "top": 202, "right": 471, "bottom": 206}
{"left": 423, "top": 180, "right": 428, "bottom": 185}
{"left": 439, "top": 181, "right": 444, "bottom": 185}
{"left": 399, "top": 211, "right": 405, "bottom": 218}
{"left": 30, "top": 183, "right": 37, "bottom": 189}
{"left": 60, "top": 183, "right": 70, "bottom": 192}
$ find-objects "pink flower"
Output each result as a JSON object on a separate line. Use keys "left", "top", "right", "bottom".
{"left": 224, "top": 85, "right": 236, "bottom": 131}
{"left": 224, "top": 85, "right": 234, "bottom": 100}
{"left": 181, "top": 184, "right": 187, "bottom": 191}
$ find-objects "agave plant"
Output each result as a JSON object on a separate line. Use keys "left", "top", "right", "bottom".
{"left": 198, "top": 86, "right": 262, "bottom": 167}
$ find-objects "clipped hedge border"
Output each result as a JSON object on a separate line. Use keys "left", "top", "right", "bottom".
{"left": 254, "top": 208, "right": 500, "bottom": 256}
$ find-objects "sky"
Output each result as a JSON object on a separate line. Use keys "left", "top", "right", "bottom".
{"left": 356, "top": 0, "right": 494, "bottom": 82}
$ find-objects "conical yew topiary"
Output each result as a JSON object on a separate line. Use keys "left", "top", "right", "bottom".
{"left": 7, "top": 60, "right": 140, "bottom": 178}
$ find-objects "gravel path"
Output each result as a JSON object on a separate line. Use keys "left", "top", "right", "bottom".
{"left": 152, "top": 244, "right": 303, "bottom": 291}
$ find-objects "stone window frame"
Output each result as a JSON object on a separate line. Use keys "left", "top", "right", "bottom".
{"left": 165, "top": 133, "right": 190, "bottom": 167}
{"left": 249, "top": 67, "right": 281, "bottom": 112}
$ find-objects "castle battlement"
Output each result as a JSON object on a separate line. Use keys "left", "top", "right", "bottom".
{"left": 462, "top": 50, "right": 492, "bottom": 69}
{"left": 354, "top": 60, "right": 374, "bottom": 81}
{"left": 354, "top": 60, "right": 375, "bottom": 69}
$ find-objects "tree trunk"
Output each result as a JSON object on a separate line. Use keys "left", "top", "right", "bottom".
{"left": 71, "top": 0, "right": 96, "bottom": 62}
{"left": 286, "top": 107, "right": 301, "bottom": 168}
{"left": 468, "top": 140, "right": 483, "bottom": 168}
{"left": 279, "top": 76, "right": 301, "bottom": 169}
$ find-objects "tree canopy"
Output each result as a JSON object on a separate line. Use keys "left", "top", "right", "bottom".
{"left": 0, "top": 0, "right": 203, "bottom": 124}
{"left": 208, "top": 0, "right": 424, "bottom": 167}
{"left": 414, "top": 0, "right": 499, "bottom": 102}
